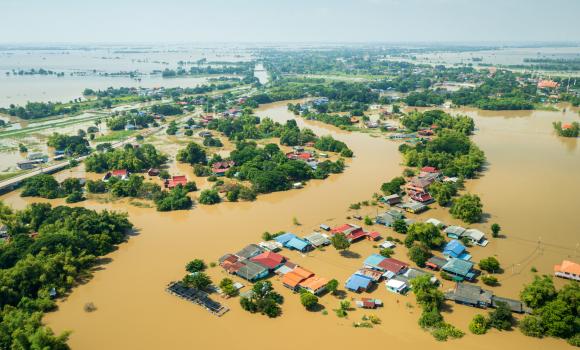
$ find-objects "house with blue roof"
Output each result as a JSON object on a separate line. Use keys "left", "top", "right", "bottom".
{"left": 345, "top": 274, "right": 374, "bottom": 292}
{"left": 285, "top": 237, "right": 312, "bottom": 252}
{"left": 443, "top": 240, "right": 471, "bottom": 261}
{"left": 442, "top": 258, "right": 475, "bottom": 281}
{"left": 363, "top": 254, "right": 387, "bottom": 270}
{"left": 274, "top": 233, "right": 297, "bottom": 245}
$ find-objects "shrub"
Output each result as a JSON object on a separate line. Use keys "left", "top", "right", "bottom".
{"left": 481, "top": 275, "right": 499, "bottom": 286}
{"left": 418, "top": 308, "right": 443, "bottom": 329}
{"left": 199, "top": 189, "right": 220, "bottom": 205}
{"left": 450, "top": 194, "right": 483, "bottom": 224}
{"left": 364, "top": 216, "right": 373, "bottom": 225}
{"left": 469, "top": 314, "right": 489, "bottom": 335}
{"left": 479, "top": 256, "right": 501, "bottom": 273}
{"left": 65, "top": 191, "right": 84, "bottom": 203}
{"left": 488, "top": 301, "right": 513, "bottom": 330}
{"left": 300, "top": 291, "right": 319, "bottom": 310}
{"left": 185, "top": 259, "right": 207, "bottom": 273}
{"left": 491, "top": 223, "right": 501, "bottom": 237}
{"left": 219, "top": 278, "right": 239, "bottom": 297}
{"left": 379, "top": 248, "right": 394, "bottom": 258}
{"left": 519, "top": 315, "right": 545, "bottom": 338}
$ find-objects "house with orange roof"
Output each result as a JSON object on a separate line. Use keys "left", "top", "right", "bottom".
{"left": 299, "top": 276, "right": 329, "bottom": 295}
{"left": 537, "top": 79, "right": 559, "bottom": 89}
{"left": 282, "top": 267, "right": 314, "bottom": 291}
{"left": 554, "top": 260, "right": 580, "bottom": 281}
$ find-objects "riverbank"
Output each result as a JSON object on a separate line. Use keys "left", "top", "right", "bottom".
{"left": 0, "top": 101, "right": 577, "bottom": 350}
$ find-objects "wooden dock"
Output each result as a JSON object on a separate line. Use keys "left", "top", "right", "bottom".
{"left": 166, "top": 281, "right": 229, "bottom": 317}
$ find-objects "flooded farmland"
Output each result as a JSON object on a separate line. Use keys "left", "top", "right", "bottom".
{"left": 0, "top": 102, "right": 578, "bottom": 350}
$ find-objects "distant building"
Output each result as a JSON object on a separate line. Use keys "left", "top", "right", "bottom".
{"left": 537, "top": 79, "right": 559, "bottom": 89}
{"left": 554, "top": 260, "right": 580, "bottom": 282}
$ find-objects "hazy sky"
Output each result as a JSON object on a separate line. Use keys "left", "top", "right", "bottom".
{"left": 2, "top": 0, "right": 579, "bottom": 43}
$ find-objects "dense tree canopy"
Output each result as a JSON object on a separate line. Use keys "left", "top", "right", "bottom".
{"left": 0, "top": 202, "right": 132, "bottom": 349}
{"left": 85, "top": 144, "right": 167, "bottom": 173}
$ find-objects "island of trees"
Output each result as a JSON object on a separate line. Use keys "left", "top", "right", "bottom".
{"left": 0, "top": 202, "right": 133, "bottom": 349}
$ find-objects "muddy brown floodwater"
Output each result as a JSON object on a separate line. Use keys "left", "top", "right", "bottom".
{"left": 1, "top": 102, "right": 579, "bottom": 350}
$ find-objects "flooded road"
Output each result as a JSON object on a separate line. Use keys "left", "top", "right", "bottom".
{"left": 1, "top": 102, "right": 578, "bottom": 350}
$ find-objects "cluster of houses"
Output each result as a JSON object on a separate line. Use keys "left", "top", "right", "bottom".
{"left": 17, "top": 152, "right": 53, "bottom": 170}
{"left": 219, "top": 241, "right": 330, "bottom": 295}
{"left": 285, "top": 146, "right": 322, "bottom": 171}
{"left": 345, "top": 252, "right": 438, "bottom": 296}
{"left": 373, "top": 207, "right": 491, "bottom": 283}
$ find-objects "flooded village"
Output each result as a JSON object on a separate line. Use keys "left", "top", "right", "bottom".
{"left": 1, "top": 8, "right": 580, "bottom": 350}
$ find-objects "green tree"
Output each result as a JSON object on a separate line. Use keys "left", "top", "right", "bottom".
{"left": 199, "top": 189, "right": 221, "bottom": 205}
{"left": 429, "top": 181, "right": 457, "bottom": 206}
{"left": 331, "top": 232, "right": 350, "bottom": 251}
{"left": 450, "top": 194, "right": 483, "bottom": 224}
{"left": 491, "top": 223, "right": 501, "bottom": 238}
{"left": 176, "top": 142, "right": 207, "bottom": 165}
{"left": 520, "top": 275, "right": 557, "bottom": 309}
{"left": 481, "top": 275, "right": 499, "bottom": 286}
{"left": 519, "top": 315, "right": 545, "bottom": 338}
{"left": 488, "top": 301, "right": 513, "bottom": 330}
{"left": 364, "top": 216, "right": 373, "bottom": 225}
{"left": 392, "top": 219, "right": 408, "bottom": 234}
{"left": 479, "top": 257, "right": 501, "bottom": 273}
{"left": 469, "top": 314, "right": 489, "bottom": 335}
{"left": 182, "top": 272, "right": 212, "bottom": 291}
{"left": 410, "top": 275, "right": 444, "bottom": 310}
{"left": 406, "top": 222, "right": 444, "bottom": 249}
{"left": 219, "top": 278, "right": 238, "bottom": 297}
{"left": 379, "top": 248, "right": 394, "bottom": 258}
{"left": 408, "top": 244, "right": 432, "bottom": 267}
{"left": 300, "top": 291, "right": 319, "bottom": 310}
{"left": 65, "top": 191, "right": 84, "bottom": 203}
{"left": 537, "top": 299, "right": 576, "bottom": 338}
{"left": 380, "top": 177, "right": 406, "bottom": 195}
{"left": 185, "top": 259, "right": 206, "bottom": 273}
{"left": 326, "top": 279, "right": 339, "bottom": 295}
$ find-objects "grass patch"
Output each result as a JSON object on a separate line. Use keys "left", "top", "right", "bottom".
{"left": 533, "top": 103, "right": 559, "bottom": 111}
{"left": 0, "top": 170, "right": 26, "bottom": 181}
{"left": 95, "top": 130, "right": 138, "bottom": 142}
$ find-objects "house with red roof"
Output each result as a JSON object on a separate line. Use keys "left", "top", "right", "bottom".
{"left": 250, "top": 251, "right": 286, "bottom": 270}
{"left": 331, "top": 223, "right": 367, "bottom": 243}
{"left": 421, "top": 166, "right": 439, "bottom": 173}
{"left": 409, "top": 191, "right": 434, "bottom": 203}
{"left": 166, "top": 175, "right": 187, "bottom": 189}
{"left": 378, "top": 258, "right": 409, "bottom": 275}
{"left": 286, "top": 151, "right": 315, "bottom": 161}
{"left": 366, "top": 231, "right": 382, "bottom": 241}
{"left": 212, "top": 161, "right": 235, "bottom": 176}
{"left": 103, "top": 169, "right": 129, "bottom": 181}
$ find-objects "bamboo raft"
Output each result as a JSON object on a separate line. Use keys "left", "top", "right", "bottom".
{"left": 166, "top": 281, "right": 229, "bottom": 317}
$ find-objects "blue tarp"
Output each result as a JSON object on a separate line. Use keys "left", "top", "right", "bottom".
{"left": 345, "top": 274, "right": 373, "bottom": 292}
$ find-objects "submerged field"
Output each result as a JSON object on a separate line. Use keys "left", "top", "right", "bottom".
{"left": 1, "top": 101, "right": 578, "bottom": 349}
